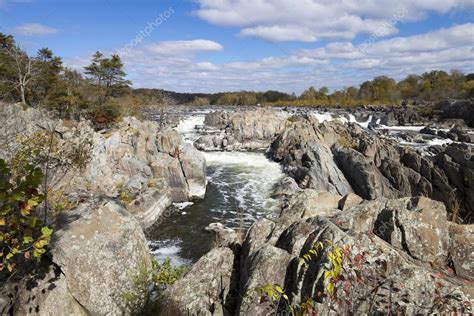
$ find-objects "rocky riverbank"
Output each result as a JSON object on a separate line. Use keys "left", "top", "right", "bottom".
{"left": 163, "top": 191, "right": 473, "bottom": 314}
{"left": 0, "top": 103, "right": 206, "bottom": 314}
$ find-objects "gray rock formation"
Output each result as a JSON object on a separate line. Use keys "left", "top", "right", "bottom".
{"left": 0, "top": 104, "right": 207, "bottom": 228}
{"left": 167, "top": 192, "right": 474, "bottom": 315}
{"left": 51, "top": 200, "right": 152, "bottom": 315}
{"left": 195, "top": 108, "right": 287, "bottom": 151}
{"left": 268, "top": 116, "right": 353, "bottom": 196}
{"left": 2, "top": 200, "right": 152, "bottom": 315}
{"left": 164, "top": 247, "right": 236, "bottom": 315}
{"left": 269, "top": 114, "right": 474, "bottom": 222}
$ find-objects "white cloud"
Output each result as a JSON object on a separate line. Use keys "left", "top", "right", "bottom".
{"left": 145, "top": 39, "right": 223, "bottom": 56}
{"left": 64, "top": 24, "right": 474, "bottom": 94}
{"left": 13, "top": 23, "right": 58, "bottom": 36}
{"left": 196, "top": 0, "right": 473, "bottom": 42}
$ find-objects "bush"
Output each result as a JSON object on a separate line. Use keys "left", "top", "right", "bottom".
{"left": 124, "top": 257, "right": 186, "bottom": 315}
{"left": 89, "top": 100, "right": 122, "bottom": 129}
{"left": 0, "top": 159, "right": 52, "bottom": 275}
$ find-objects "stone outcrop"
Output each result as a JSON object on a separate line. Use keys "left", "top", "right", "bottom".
{"left": 268, "top": 114, "right": 474, "bottom": 223}
{"left": 438, "top": 99, "right": 474, "bottom": 128}
{"left": 195, "top": 108, "right": 287, "bottom": 151}
{"left": 81, "top": 117, "right": 206, "bottom": 212}
{"left": 0, "top": 104, "right": 207, "bottom": 314}
{"left": 164, "top": 247, "right": 237, "bottom": 315}
{"left": 268, "top": 116, "right": 353, "bottom": 196}
{"left": 0, "top": 104, "right": 207, "bottom": 228}
{"left": 169, "top": 192, "right": 474, "bottom": 315}
{"left": 1, "top": 200, "right": 152, "bottom": 315}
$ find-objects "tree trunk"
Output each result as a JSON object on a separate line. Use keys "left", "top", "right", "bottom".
{"left": 20, "top": 84, "right": 26, "bottom": 105}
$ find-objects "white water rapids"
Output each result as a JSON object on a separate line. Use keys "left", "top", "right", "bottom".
{"left": 149, "top": 113, "right": 284, "bottom": 264}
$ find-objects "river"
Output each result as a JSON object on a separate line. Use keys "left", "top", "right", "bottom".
{"left": 147, "top": 113, "right": 284, "bottom": 265}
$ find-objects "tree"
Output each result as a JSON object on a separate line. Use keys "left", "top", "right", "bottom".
{"left": 84, "top": 51, "right": 105, "bottom": 86}
{"left": 398, "top": 74, "right": 421, "bottom": 101}
{"left": 32, "top": 48, "right": 63, "bottom": 105}
{"left": 300, "top": 87, "right": 318, "bottom": 100}
{"left": 371, "top": 76, "right": 398, "bottom": 102}
{"left": 0, "top": 36, "right": 39, "bottom": 105}
{"left": 84, "top": 52, "right": 130, "bottom": 99}
{"left": 358, "top": 80, "right": 373, "bottom": 101}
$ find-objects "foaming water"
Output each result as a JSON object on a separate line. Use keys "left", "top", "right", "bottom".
{"left": 175, "top": 114, "right": 206, "bottom": 143}
{"left": 310, "top": 111, "right": 374, "bottom": 128}
{"left": 203, "top": 151, "right": 284, "bottom": 227}
{"left": 147, "top": 114, "right": 284, "bottom": 263}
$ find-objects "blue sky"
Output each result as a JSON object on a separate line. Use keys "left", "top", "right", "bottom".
{"left": 1, "top": 0, "right": 473, "bottom": 93}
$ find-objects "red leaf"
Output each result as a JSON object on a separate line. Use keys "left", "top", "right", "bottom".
{"left": 434, "top": 272, "right": 444, "bottom": 278}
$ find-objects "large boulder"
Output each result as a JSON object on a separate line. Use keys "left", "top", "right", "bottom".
{"left": 163, "top": 247, "right": 236, "bottom": 315}
{"left": 333, "top": 146, "right": 396, "bottom": 199}
{"left": 49, "top": 200, "right": 152, "bottom": 315}
{"left": 179, "top": 143, "right": 207, "bottom": 200}
{"left": 280, "top": 190, "right": 341, "bottom": 221}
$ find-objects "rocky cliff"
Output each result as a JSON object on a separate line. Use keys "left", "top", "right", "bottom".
{"left": 163, "top": 191, "right": 473, "bottom": 315}
{"left": 268, "top": 114, "right": 474, "bottom": 223}
{"left": 0, "top": 103, "right": 207, "bottom": 315}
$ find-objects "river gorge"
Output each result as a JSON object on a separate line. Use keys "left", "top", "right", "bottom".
{"left": 1, "top": 103, "right": 473, "bottom": 315}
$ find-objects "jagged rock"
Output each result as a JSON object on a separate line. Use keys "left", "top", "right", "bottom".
{"left": 205, "top": 223, "right": 240, "bottom": 247}
{"left": 128, "top": 187, "right": 173, "bottom": 228}
{"left": 179, "top": 143, "right": 207, "bottom": 200}
{"left": 163, "top": 247, "right": 236, "bottom": 316}
{"left": 268, "top": 114, "right": 473, "bottom": 222}
{"left": 123, "top": 175, "right": 148, "bottom": 196}
{"left": 272, "top": 176, "right": 302, "bottom": 198}
{"left": 420, "top": 126, "right": 437, "bottom": 135}
{"left": 238, "top": 245, "right": 292, "bottom": 315}
{"left": 179, "top": 195, "right": 474, "bottom": 314}
{"left": 448, "top": 223, "right": 474, "bottom": 280}
{"left": 333, "top": 146, "right": 396, "bottom": 200}
{"left": 335, "top": 197, "right": 451, "bottom": 266}
{"left": 195, "top": 108, "right": 287, "bottom": 151}
{"left": 80, "top": 117, "right": 206, "bottom": 204}
{"left": 281, "top": 190, "right": 341, "bottom": 221}
{"left": 0, "top": 104, "right": 207, "bottom": 225}
{"left": 49, "top": 200, "right": 152, "bottom": 315}
{"left": 439, "top": 99, "right": 474, "bottom": 127}
{"left": 448, "top": 127, "right": 474, "bottom": 143}
{"left": 268, "top": 119, "right": 352, "bottom": 195}
{"left": 338, "top": 193, "right": 363, "bottom": 211}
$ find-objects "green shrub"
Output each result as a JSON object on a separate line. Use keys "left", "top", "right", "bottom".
{"left": 89, "top": 100, "right": 122, "bottom": 129}
{"left": 0, "top": 159, "right": 52, "bottom": 274}
{"left": 124, "top": 257, "right": 186, "bottom": 315}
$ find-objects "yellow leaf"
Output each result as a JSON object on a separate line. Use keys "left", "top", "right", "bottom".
{"left": 275, "top": 285, "right": 283, "bottom": 294}
{"left": 0, "top": 217, "right": 5, "bottom": 226}
{"left": 327, "top": 282, "right": 335, "bottom": 295}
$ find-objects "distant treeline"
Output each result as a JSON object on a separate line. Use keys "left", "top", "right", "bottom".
{"left": 1, "top": 31, "right": 473, "bottom": 127}
{"left": 149, "top": 71, "right": 473, "bottom": 107}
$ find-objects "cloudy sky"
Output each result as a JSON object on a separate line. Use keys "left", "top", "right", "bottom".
{"left": 1, "top": 0, "right": 473, "bottom": 93}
